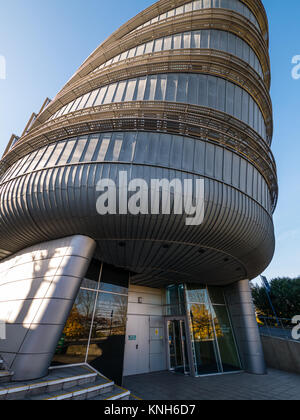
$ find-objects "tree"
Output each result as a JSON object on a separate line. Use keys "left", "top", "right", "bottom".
{"left": 252, "top": 277, "right": 300, "bottom": 319}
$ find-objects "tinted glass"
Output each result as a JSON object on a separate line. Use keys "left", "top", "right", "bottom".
{"left": 100, "top": 264, "right": 129, "bottom": 294}
{"left": 88, "top": 292, "right": 128, "bottom": 385}
{"left": 52, "top": 289, "right": 96, "bottom": 365}
{"left": 212, "top": 305, "right": 241, "bottom": 372}
{"left": 81, "top": 258, "right": 101, "bottom": 290}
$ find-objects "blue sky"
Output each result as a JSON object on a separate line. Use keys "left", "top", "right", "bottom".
{"left": 0, "top": 0, "right": 299, "bottom": 284}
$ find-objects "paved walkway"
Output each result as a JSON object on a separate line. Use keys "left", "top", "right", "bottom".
{"left": 124, "top": 369, "right": 300, "bottom": 400}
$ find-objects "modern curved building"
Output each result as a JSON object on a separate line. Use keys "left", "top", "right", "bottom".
{"left": 0, "top": 0, "right": 277, "bottom": 386}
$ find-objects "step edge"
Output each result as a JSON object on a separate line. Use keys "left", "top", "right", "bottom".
{"left": 0, "top": 372, "right": 98, "bottom": 395}
{"left": 45, "top": 380, "right": 114, "bottom": 401}
{"left": 104, "top": 390, "right": 131, "bottom": 401}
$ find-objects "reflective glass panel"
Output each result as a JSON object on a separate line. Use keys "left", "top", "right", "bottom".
{"left": 52, "top": 289, "right": 97, "bottom": 365}
{"left": 186, "top": 284, "right": 241, "bottom": 375}
{"left": 212, "top": 305, "right": 241, "bottom": 372}
{"left": 87, "top": 292, "right": 128, "bottom": 385}
{"left": 100, "top": 264, "right": 129, "bottom": 295}
{"left": 189, "top": 302, "right": 220, "bottom": 374}
{"left": 165, "top": 284, "right": 186, "bottom": 316}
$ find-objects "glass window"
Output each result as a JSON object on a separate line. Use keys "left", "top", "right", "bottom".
{"left": 85, "top": 89, "right": 100, "bottom": 108}
{"left": 87, "top": 290, "right": 128, "bottom": 385}
{"left": 52, "top": 289, "right": 97, "bottom": 366}
{"left": 189, "top": 301, "right": 220, "bottom": 374}
{"left": 165, "top": 74, "right": 178, "bottom": 102}
{"left": 200, "top": 30, "right": 209, "bottom": 49}
{"left": 94, "top": 86, "right": 108, "bottom": 106}
{"left": 69, "top": 137, "right": 88, "bottom": 163}
{"left": 81, "top": 135, "right": 99, "bottom": 162}
{"left": 81, "top": 258, "right": 101, "bottom": 290}
{"left": 135, "top": 76, "right": 147, "bottom": 101}
{"left": 155, "top": 74, "right": 167, "bottom": 101}
{"left": 212, "top": 305, "right": 241, "bottom": 372}
{"left": 114, "top": 81, "right": 127, "bottom": 103}
{"left": 95, "top": 134, "right": 111, "bottom": 161}
{"left": 53, "top": 262, "right": 129, "bottom": 385}
{"left": 56, "top": 139, "right": 76, "bottom": 166}
{"left": 165, "top": 284, "right": 186, "bottom": 316}
{"left": 119, "top": 132, "right": 137, "bottom": 162}
{"left": 186, "top": 284, "right": 241, "bottom": 375}
{"left": 173, "top": 33, "right": 182, "bottom": 49}
{"left": 191, "top": 31, "right": 201, "bottom": 49}
{"left": 100, "top": 264, "right": 129, "bottom": 295}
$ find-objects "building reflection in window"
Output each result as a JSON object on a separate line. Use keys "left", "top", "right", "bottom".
{"left": 187, "top": 285, "right": 241, "bottom": 375}
{"left": 52, "top": 261, "right": 129, "bottom": 385}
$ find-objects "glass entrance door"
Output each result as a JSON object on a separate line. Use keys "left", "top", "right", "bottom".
{"left": 168, "top": 319, "right": 190, "bottom": 375}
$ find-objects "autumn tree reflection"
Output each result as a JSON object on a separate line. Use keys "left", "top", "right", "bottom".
{"left": 190, "top": 304, "right": 222, "bottom": 341}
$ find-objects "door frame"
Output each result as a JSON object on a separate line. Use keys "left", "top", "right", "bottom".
{"left": 164, "top": 316, "right": 196, "bottom": 377}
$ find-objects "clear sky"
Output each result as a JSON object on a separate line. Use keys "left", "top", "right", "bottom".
{"left": 0, "top": 0, "right": 299, "bottom": 284}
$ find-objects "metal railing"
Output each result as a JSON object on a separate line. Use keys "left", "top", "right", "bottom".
{"left": 257, "top": 316, "right": 299, "bottom": 342}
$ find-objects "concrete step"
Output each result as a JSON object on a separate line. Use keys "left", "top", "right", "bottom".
{"left": 0, "top": 364, "right": 98, "bottom": 400}
{"left": 0, "top": 364, "right": 132, "bottom": 401}
{"left": 89, "top": 385, "right": 131, "bottom": 401}
{"left": 28, "top": 377, "right": 115, "bottom": 401}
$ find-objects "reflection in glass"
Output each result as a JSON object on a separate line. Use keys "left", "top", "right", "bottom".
{"left": 81, "top": 258, "right": 101, "bottom": 290}
{"left": 189, "top": 303, "right": 219, "bottom": 374}
{"left": 52, "top": 260, "right": 129, "bottom": 385}
{"left": 208, "top": 287, "right": 225, "bottom": 305}
{"left": 52, "top": 289, "right": 96, "bottom": 365}
{"left": 88, "top": 292, "right": 128, "bottom": 385}
{"left": 168, "top": 320, "right": 190, "bottom": 375}
{"left": 187, "top": 285, "right": 241, "bottom": 375}
{"left": 212, "top": 305, "right": 241, "bottom": 372}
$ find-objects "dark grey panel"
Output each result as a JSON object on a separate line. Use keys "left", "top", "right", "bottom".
{"left": 225, "top": 279, "right": 267, "bottom": 375}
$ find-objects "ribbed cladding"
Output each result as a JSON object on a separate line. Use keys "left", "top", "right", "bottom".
{"left": 0, "top": 130, "right": 275, "bottom": 284}
{"left": 0, "top": 159, "right": 275, "bottom": 285}
{"left": 0, "top": 133, "right": 273, "bottom": 214}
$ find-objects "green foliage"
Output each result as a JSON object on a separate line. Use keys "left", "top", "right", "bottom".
{"left": 251, "top": 277, "right": 300, "bottom": 319}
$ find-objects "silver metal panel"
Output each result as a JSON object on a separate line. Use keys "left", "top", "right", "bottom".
{"left": 225, "top": 279, "right": 267, "bottom": 375}
{"left": 0, "top": 235, "right": 96, "bottom": 381}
